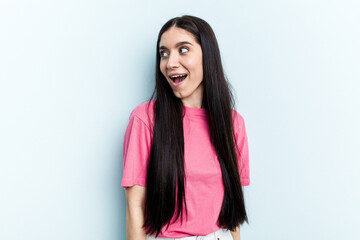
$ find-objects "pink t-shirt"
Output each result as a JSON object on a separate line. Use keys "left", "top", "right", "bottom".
{"left": 121, "top": 100, "right": 250, "bottom": 238}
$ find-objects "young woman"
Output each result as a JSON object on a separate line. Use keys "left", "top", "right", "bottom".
{"left": 121, "top": 15, "right": 250, "bottom": 240}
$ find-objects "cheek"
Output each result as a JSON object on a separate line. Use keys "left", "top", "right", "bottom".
{"left": 159, "top": 61, "right": 166, "bottom": 76}
{"left": 187, "top": 56, "right": 203, "bottom": 72}
{"left": 198, "top": 60, "right": 203, "bottom": 77}
{"left": 190, "top": 58, "right": 203, "bottom": 79}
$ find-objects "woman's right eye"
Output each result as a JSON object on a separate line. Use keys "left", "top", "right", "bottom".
{"left": 159, "top": 51, "right": 168, "bottom": 58}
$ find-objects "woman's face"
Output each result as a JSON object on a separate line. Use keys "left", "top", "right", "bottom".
{"left": 159, "top": 27, "right": 204, "bottom": 108}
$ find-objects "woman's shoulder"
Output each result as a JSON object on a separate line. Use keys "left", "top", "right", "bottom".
{"left": 129, "top": 100, "right": 155, "bottom": 129}
{"left": 231, "top": 108, "right": 246, "bottom": 131}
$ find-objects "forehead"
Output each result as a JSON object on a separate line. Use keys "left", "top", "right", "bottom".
{"left": 159, "top": 27, "right": 197, "bottom": 47}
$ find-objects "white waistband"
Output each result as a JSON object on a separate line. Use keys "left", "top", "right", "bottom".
{"left": 146, "top": 228, "right": 229, "bottom": 240}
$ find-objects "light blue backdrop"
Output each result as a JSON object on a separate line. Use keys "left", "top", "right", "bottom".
{"left": 1, "top": 0, "right": 359, "bottom": 239}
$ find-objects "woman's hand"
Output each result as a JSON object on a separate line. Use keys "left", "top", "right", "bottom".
{"left": 230, "top": 225, "right": 240, "bottom": 240}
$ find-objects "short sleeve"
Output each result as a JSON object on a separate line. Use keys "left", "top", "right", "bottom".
{"left": 234, "top": 114, "right": 250, "bottom": 186}
{"left": 121, "top": 114, "right": 152, "bottom": 189}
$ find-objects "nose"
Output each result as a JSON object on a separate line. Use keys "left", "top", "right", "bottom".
{"left": 166, "top": 52, "right": 179, "bottom": 69}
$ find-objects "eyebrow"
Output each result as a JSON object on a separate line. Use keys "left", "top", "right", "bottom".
{"left": 159, "top": 41, "right": 193, "bottom": 50}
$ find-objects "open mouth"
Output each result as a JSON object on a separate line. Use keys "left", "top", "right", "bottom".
{"left": 170, "top": 74, "right": 187, "bottom": 83}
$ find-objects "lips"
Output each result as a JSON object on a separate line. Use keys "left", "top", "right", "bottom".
{"left": 169, "top": 73, "right": 187, "bottom": 85}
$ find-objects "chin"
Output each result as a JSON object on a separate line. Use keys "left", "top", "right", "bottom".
{"left": 176, "top": 93, "right": 183, "bottom": 99}
{"left": 172, "top": 91, "right": 184, "bottom": 99}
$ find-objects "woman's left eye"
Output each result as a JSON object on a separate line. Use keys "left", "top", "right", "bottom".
{"left": 179, "top": 47, "right": 189, "bottom": 54}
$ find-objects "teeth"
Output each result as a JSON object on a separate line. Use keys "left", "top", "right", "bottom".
{"left": 170, "top": 74, "right": 186, "bottom": 79}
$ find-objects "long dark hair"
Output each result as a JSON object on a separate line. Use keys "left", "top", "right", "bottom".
{"left": 144, "top": 15, "right": 248, "bottom": 237}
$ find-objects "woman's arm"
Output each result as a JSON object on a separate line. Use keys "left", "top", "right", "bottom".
{"left": 230, "top": 225, "right": 240, "bottom": 240}
{"left": 125, "top": 185, "right": 147, "bottom": 240}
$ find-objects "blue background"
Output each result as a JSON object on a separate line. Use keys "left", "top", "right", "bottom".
{"left": 1, "top": 0, "right": 359, "bottom": 239}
